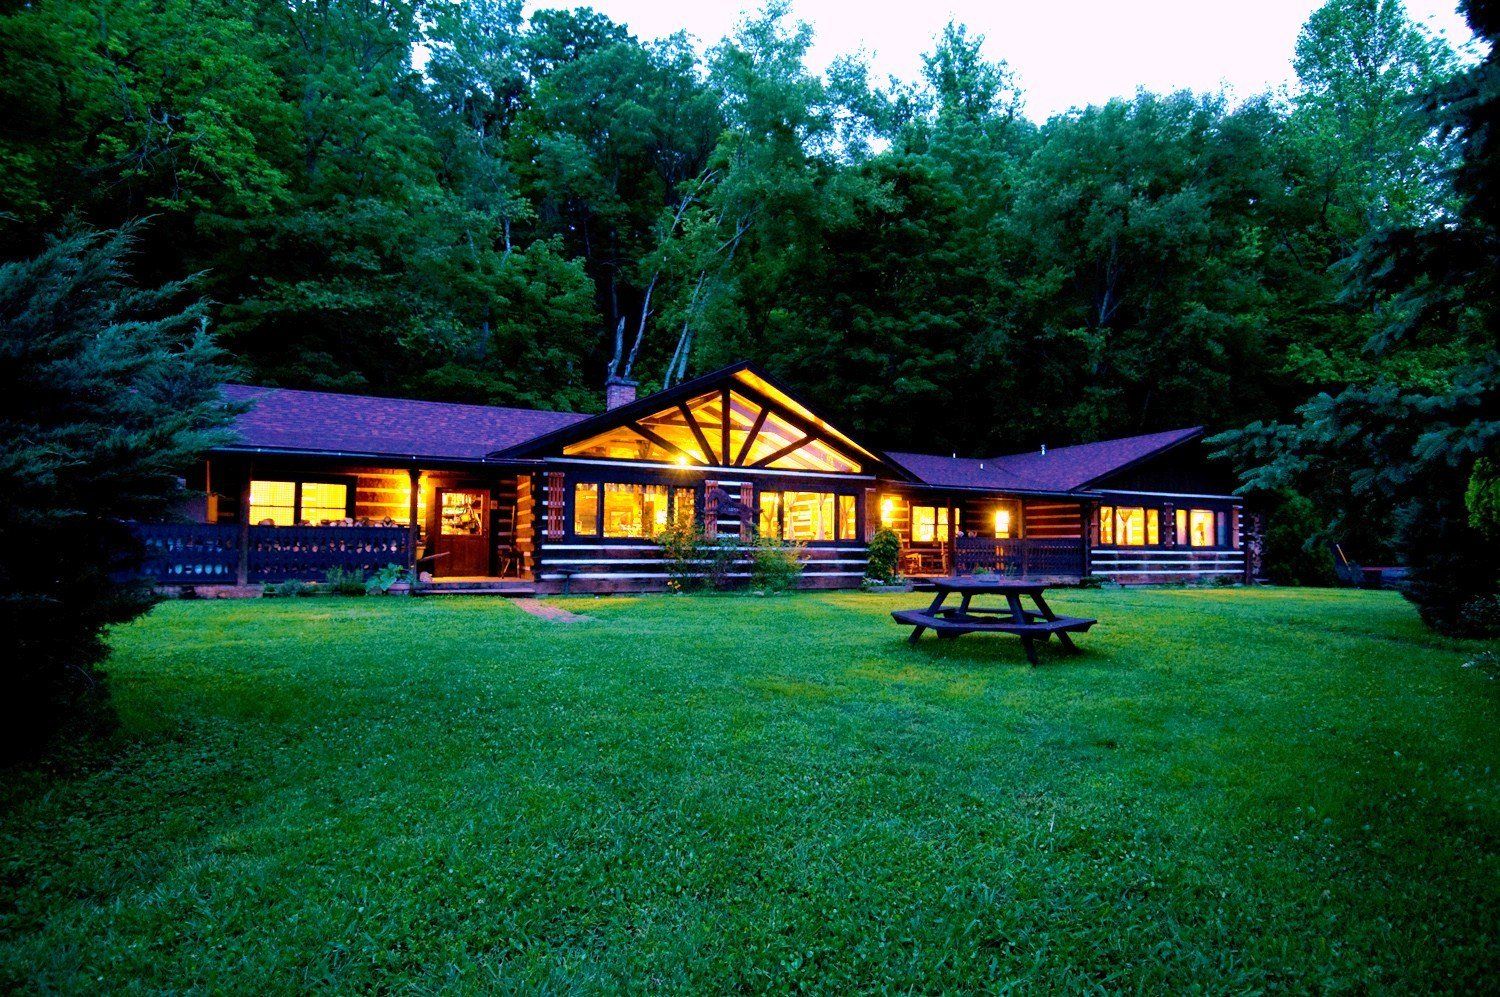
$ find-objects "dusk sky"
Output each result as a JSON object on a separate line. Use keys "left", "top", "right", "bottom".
{"left": 526, "top": 0, "right": 1480, "bottom": 120}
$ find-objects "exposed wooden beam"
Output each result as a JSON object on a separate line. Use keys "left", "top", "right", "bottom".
{"left": 734, "top": 406, "right": 770, "bottom": 466}
{"left": 628, "top": 423, "right": 707, "bottom": 465}
{"left": 720, "top": 387, "right": 731, "bottom": 469}
{"left": 678, "top": 402, "right": 717, "bottom": 464}
{"left": 751, "top": 434, "right": 814, "bottom": 469}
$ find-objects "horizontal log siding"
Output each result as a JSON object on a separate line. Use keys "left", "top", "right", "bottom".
{"left": 535, "top": 543, "right": 867, "bottom": 593}
{"left": 1022, "top": 500, "right": 1084, "bottom": 539}
{"left": 1089, "top": 547, "right": 1245, "bottom": 582}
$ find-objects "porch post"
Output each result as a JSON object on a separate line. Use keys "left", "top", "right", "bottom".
{"left": 235, "top": 461, "right": 253, "bottom": 586}
{"left": 407, "top": 468, "right": 421, "bottom": 569}
{"left": 1080, "top": 500, "right": 1094, "bottom": 579}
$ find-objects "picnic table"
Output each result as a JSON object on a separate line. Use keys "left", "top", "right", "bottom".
{"left": 891, "top": 577, "right": 1097, "bottom": 665}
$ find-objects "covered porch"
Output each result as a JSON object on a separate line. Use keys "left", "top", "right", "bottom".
{"left": 873, "top": 489, "right": 1089, "bottom": 580}
{"left": 137, "top": 456, "right": 541, "bottom": 586}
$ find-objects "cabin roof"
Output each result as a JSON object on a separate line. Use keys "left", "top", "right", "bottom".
{"left": 216, "top": 383, "right": 591, "bottom": 462}
{"left": 885, "top": 427, "right": 1205, "bottom": 493}
{"left": 215, "top": 380, "right": 1204, "bottom": 492}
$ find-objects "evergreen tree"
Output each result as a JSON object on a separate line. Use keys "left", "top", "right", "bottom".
{"left": 0, "top": 225, "right": 234, "bottom": 759}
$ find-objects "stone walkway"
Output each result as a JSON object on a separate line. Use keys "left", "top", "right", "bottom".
{"left": 512, "top": 598, "right": 591, "bottom": 623}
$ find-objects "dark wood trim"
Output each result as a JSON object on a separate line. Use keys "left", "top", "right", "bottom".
{"left": 733, "top": 406, "right": 770, "bottom": 466}
{"left": 729, "top": 380, "right": 862, "bottom": 471}
{"left": 751, "top": 434, "right": 814, "bottom": 469}
{"left": 678, "top": 402, "right": 718, "bottom": 464}
{"left": 236, "top": 462, "right": 253, "bottom": 585}
{"left": 720, "top": 388, "right": 731, "bottom": 469}
{"left": 407, "top": 468, "right": 421, "bottom": 568}
{"left": 629, "top": 423, "right": 708, "bottom": 466}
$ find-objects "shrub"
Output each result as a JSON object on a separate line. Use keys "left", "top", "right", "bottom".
{"left": 750, "top": 534, "right": 805, "bottom": 593}
{"left": 365, "top": 564, "right": 408, "bottom": 595}
{"left": 656, "top": 521, "right": 706, "bottom": 592}
{"left": 323, "top": 567, "right": 368, "bottom": 596}
{"left": 271, "top": 579, "right": 313, "bottom": 598}
{"left": 1260, "top": 490, "right": 1338, "bottom": 586}
{"left": 866, "top": 528, "right": 900, "bottom": 582}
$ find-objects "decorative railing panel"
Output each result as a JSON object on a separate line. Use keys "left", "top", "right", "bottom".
{"left": 246, "top": 525, "right": 410, "bottom": 583}
{"left": 134, "top": 523, "right": 411, "bottom": 585}
{"left": 952, "top": 537, "right": 1085, "bottom": 578}
{"left": 136, "top": 523, "right": 241, "bottom": 584}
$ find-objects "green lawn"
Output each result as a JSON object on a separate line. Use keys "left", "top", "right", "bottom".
{"left": 2, "top": 588, "right": 1497, "bottom": 992}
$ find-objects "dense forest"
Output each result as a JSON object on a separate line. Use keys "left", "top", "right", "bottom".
{"left": 0, "top": 0, "right": 1495, "bottom": 757}
{"left": 0, "top": 0, "right": 1476, "bottom": 448}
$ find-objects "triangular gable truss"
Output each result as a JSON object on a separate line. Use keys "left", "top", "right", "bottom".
{"left": 491, "top": 362, "right": 913, "bottom": 478}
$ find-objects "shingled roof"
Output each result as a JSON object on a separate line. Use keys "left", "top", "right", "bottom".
{"left": 886, "top": 427, "right": 1204, "bottom": 494}
{"left": 217, "top": 384, "right": 591, "bottom": 462}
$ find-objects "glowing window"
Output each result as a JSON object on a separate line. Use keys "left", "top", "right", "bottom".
{"left": 992, "top": 501, "right": 1020, "bottom": 539}
{"left": 439, "top": 491, "right": 485, "bottom": 536}
{"left": 758, "top": 492, "right": 782, "bottom": 538}
{"left": 1187, "top": 509, "right": 1217, "bottom": 547}
{"left": 672, "top": 487, "right": 696, "bottom": 527}
{"left": 602, "top": 483, "right": 668, "bottom": 539}
{"left": 1103, "top": 506, "right": 1154, "bottom": 546}
{"left": 838, "top": 495, "right": 857, "bottom": 540}
{"left": 574, "top": 483, "right": 599, "bottom": 536}
{"left": 248, "top": 479, "right": 348, "bottom": 526}
{"left": 301, "top": 482, "right": 350, "bottom": 525}
{"left": 783, "top": 492, "right": 835, "bottom": 541}
{"left": 912, "top": 506, "right": 952, "bottom": 543}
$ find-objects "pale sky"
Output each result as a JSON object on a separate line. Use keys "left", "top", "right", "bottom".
{"left": 524, "top": 0, "right": 1479, "bottom": 120}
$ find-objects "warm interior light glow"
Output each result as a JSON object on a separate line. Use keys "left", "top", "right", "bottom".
{"left": 880, "top": 497, "right": 895, "bottom": 524}
{"left": 995, "top": 509, "right": 1010, "bottom": 533}
{"left": 674, "top": 454, "right": 688, "bottom": 466}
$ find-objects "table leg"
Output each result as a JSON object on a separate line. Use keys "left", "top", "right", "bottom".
{"left": 1021, "top": 636, "right": 1039, "bottom": 666}
{"left": 1031, "top": 591, "right": 1079, "bottom": 652}
{"left": 1004, "top": 593, "right": 1027, "bottom": 623}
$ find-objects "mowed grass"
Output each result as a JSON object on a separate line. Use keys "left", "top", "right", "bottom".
{"left": 2, "top": 588, "right": 1497, "bottom": 992}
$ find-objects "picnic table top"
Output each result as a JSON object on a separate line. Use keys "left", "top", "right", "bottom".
{"left": 925, "top": 576, "right": 1050, "bottom": 595}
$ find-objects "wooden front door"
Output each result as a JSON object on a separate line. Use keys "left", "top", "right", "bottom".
{"left": 434, "top": 488, "right": 490, "bottom": 576}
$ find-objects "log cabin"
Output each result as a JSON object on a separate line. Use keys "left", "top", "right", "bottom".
{"left": 141, "top": 361, "right": 1258, "bottom": 593}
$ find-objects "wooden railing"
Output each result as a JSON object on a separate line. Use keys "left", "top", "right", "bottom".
{"left": 134, "top": 523, "right": 411, "bottom": 585}
{"left": 951, "top": 537, "right": 1085, "bottom": 578}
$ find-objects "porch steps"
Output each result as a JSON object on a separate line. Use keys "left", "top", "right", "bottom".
{"left": 415, "top": 579, "right": 537, "bottom": 597}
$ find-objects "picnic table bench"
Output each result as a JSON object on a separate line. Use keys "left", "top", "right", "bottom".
{"left": 892, "top": 577, "right": 1097, "bottom": 665}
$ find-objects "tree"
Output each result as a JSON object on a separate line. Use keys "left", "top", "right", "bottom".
{"left": 0, "top": 224, "right": 235, "bottom": 759}
{"left": 1215, "top": 0, "right": 1498, "bottom": 635}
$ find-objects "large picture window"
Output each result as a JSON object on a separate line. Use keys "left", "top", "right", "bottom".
{"left": 602, "top": 483, "right": 668, "bottom": 538}
{"left": 248, "top": 479, "right": 350, "bottom": 526}
{"left": 573, "top": 482, "right": 669, "bottom": 538}
{"left": 759, "top": 490, "right": 852, "bottom": 541}
{"left": 1177, "top": 508, "right": 1220, "bottom": 547}
{"left": 1099, "top": 506, "right": 1158, "bottom": 546}
{"left": 911, "top": 505, "right": 955, "bottom": 543}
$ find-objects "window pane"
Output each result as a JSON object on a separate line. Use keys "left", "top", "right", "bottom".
{"left": 673, "top": 487, "right": 696, "bottom": 528}
{"left": 1115, "top": 507, "right": 1146, "bottom": 546}
{"left": 1099, "top": 505, "right": 1114, "bottom": 544}
{"left": 993, "top": 501, "right": 1020, "bottom": 539}
{"left": 602, "top": 483, "right": 667, "bottom": 538}
{"left": 440, "top": 491, "right": 485, "bottom": 536}
{"left": 301, "top": 482, "right": 348, "bottom": 524}
{"left": 1146, "top": 508, "right": 1160, "bottom": 545}
{"left": 1176, "top": 508, "right": 1187, "bottom": 545}
{"left": 574, "top": 483, "right": 599, "bottom": 536}
{"left": 838, "top": 495, "right": 856, "bottom": 540}
{"left": 758, "top": 493, "right": 782, "bottom": 538}
{"left": 783, "top": 492, "right": 834, "bottom": 541}
{"left": 248, "top": 480, "right": 297, "bottom": 526}
{"left": 913, "top": 506, "right": 935, "bottom": 543}
{"left": 565, "top": 425, "right": 698, "bottom": 464}
{"left": 1189, "top": 509, "right": 1215, "bottom": 547}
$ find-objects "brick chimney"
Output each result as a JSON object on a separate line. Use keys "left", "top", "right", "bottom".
{"left": 605, "top": 375, "right": 638, "bottom": 410}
